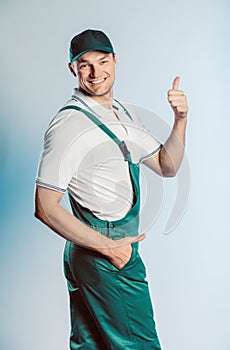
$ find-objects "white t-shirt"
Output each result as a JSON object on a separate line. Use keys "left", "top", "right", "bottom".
{"left": 36, "top": 89, "right": 162, "bottom": 221}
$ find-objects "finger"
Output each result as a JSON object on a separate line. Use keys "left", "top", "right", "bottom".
{"left": 170, "top": 102, "right": 187, "bottom": 110}
{"left": 172, "top": 76, "right": 180, "bottom": 90}
{"left": 168, "top": 89, "right": 184, "bottom": 96}
{"left": 168, "top": 95, "right": 186, "bottom": 102}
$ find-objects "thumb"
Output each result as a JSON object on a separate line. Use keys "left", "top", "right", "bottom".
{"left": 112, "top": 233, "right": 146, "bottom": 247}
{"left": 172, "top": 76, "right": 180, "bottom": 90}
{"left": 131, "top": 233, "right": 146, "bottom": 243}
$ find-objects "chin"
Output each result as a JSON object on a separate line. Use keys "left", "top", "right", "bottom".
{"left": 88, "top": 88, "right": 111, "bottom": 97}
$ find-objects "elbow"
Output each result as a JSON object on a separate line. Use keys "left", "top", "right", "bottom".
{"left": 159, "top": 159, "right": 177, "bottom": 178}
{"left": 162, "top": 171, "right": 177, "bottom": 178}
{"left": 34, "top": 210, "right": 40, "bottom": 220}
{"left": 159, "top": 153, "right": 177, "bottom": 178}
{"left": 34, "top": 187, "right": 48, "bottom": 223}
{"left": 161, "top": 165, "right": 177, "bottom": 177}
{"left": 34, "top": 205, "right": 43, "bottom": 221}
{"left": 34, "top": 187, "right": 58, "bottom": 229}
{"left": 34, "top": 205, "right": 51, "bottom": 228}
{"left": 34, "top": 197, "right": 48, "bottom": 223}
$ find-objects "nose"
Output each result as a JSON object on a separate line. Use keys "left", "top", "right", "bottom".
{"left": 89, "top": 64, "right": 100, "bottom": 78}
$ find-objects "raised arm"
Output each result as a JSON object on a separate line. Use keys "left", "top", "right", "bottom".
{"left": 34, "top": 186, "right": 145, "bottom": 268}
{"left": 143, "top": 76, "right": 188, "bottom": 177}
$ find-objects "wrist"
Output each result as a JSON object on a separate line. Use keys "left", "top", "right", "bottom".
{"left": 94, "top": 237, "right": 116, "bottom": 256}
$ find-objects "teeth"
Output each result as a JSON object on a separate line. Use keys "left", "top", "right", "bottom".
{"left": 91, "top": 78, "right": 105, "bottom": 84}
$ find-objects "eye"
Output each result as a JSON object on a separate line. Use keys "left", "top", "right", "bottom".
{"left": 100, "top": 60, "right": 108, "bottom": 65}
{"left": 79, "top": 63, "right": 89, "bottom": 70}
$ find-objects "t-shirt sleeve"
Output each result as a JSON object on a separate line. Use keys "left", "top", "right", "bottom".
{"left": 123, "top": 103, "right": 163, "bottom": 164}
{"left": 35, "top": 113, "right": 80, "bottom": 192}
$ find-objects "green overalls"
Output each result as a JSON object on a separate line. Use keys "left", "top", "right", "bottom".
{"left": 62, "top": 102, "right": 161, "bottom": 350}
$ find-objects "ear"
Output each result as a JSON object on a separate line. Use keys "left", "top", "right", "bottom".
{"left": 113, "top": 53, "right": 117, "bottom": 67}
{"left": 68, "top": 62, "right": 77, "bottom": 77}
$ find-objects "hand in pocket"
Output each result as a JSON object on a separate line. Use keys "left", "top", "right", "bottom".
{"left": 100, "top": 233, "right": 146, "bottom": 270}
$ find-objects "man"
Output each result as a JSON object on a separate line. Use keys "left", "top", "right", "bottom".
{"left": 35, "top": 29, "right": 188, "bottom": 349}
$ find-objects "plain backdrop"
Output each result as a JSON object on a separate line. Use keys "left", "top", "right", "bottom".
{"left": 0, "top": 1, "right": 229, "bottom": 349}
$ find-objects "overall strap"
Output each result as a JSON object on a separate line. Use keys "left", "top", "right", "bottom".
{"left": 114, "top": 99, "right": 133, "bottom": 121}
{"left": 59, "top": 105, "right": 132, "bottom": 162}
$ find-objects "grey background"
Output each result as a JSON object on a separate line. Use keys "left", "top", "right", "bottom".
{"left": 1, "top": 0, "right": 229, "bottom": 349}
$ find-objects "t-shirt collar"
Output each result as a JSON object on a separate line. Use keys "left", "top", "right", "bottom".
{"left": 72, "top": 88, "right": 120, "bottom": 116}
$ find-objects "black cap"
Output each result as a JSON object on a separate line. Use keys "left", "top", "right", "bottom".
{"left": 69, "top": 29, "right": 115, "bottom": 62}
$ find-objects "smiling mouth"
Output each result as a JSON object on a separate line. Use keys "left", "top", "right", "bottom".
{"left": 89, "top": 78, "right": 106, "bottom": 85}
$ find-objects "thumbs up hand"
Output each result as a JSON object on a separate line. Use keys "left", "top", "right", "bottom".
{"left": 168, "top": 77, "right": 188, "bottom": 120}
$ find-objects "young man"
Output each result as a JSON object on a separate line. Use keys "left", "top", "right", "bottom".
{"left": 35, "top": 29, "right": 188, "bottom": 349}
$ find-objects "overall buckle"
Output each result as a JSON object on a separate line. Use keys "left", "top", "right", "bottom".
{"left": 119, "top": 141, "right": 130, "bottom": 161}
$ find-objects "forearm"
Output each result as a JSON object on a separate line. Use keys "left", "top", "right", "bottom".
{"left": 35, "top": 188, "right": 114, "bottom": 252}
{"left": 160, "top": 116, "right": 187, "bottom": 176}
{"left": 47, "top": 205, "right": 112, "bottom": 250}
{"left": 35, "top": 186, "right": 146, "bottom": 269}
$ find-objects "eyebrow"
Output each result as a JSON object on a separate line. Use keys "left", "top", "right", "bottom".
{"left": 78, "top": 54, "right": 110, "bottom": 64}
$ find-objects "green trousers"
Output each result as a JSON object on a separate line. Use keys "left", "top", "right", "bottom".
{"left": 64, "top": 241, "right": 161, "bottom": 349}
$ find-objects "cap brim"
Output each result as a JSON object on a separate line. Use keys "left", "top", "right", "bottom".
{"left": 70, "top": 46, "right": 114, "bottom": 62}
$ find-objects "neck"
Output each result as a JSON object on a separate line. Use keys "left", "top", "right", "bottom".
{"left": 79, "top": 87, "right": 113, "bottom": 109}
{"left": 91, "top": 95, "right": 113, "bottom": 109}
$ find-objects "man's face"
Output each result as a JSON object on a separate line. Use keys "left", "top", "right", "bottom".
{"left": 70, "top": 51, "right": 117, "bottom": 102}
